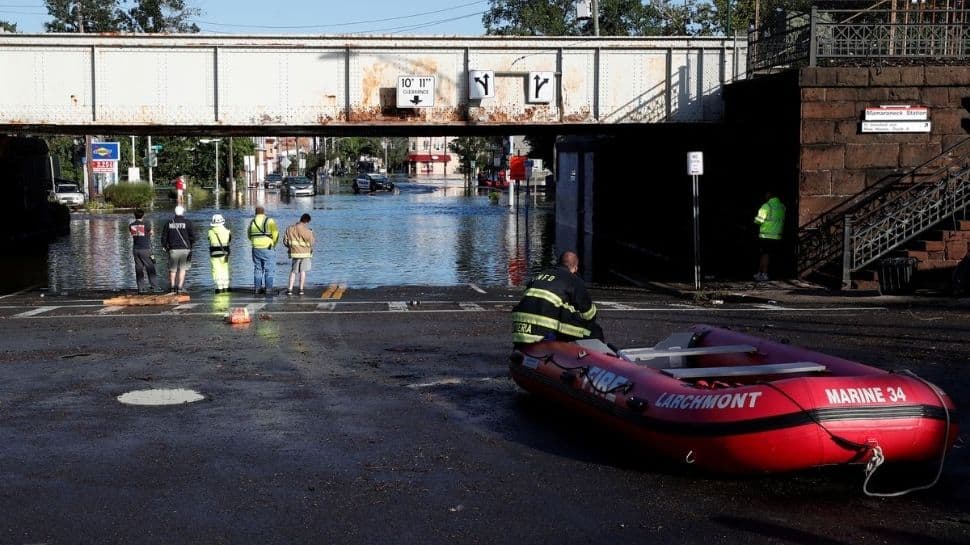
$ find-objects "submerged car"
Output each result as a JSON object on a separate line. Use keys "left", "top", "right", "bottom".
{"left": 284, "top": 176, "right": 314, "bottom": 197}
{"left": 52, "top": 182, "right": 85, "bottom": 208}
{"left": 264, "top": 173, "right": 283, "bottom": 190}
{"left": 352, "top": 173, "right": 394, "bottom": 194}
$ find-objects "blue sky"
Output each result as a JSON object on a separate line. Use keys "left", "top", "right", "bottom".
{"left": 0, "top": 0, "right": 490, "bottom": 35}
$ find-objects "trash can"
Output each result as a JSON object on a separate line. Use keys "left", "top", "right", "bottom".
{"left": 878, "top": 257, "right": 918, "bottom": 295}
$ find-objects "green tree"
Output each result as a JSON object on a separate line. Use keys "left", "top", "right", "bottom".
{"left": 43, "top": 0, "right": 127, "bottom": 32}
{"left": 483, "top": 0, "right": 669, "bottom": 37}
{"left": 125, "top": 0, "right": 200, "bottom": 32}
{"left": 448, "top": 137, "right": 498, "bottom": 181}
{"left": 0, "top": 20, "right": 17, "bottom": 32}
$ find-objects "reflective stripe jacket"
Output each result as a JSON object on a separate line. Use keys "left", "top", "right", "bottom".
{"left": 283, "top": 222, "right": 315, "bottom": 259}
{"left": 207, "top": 225, "right": 231, "bottom": 258}
{"left": 248, "top": 214, "right": 279, "bottom": 249}
{"left": 755, "top": 197, "right": 786, "bottom": 240}
{"left": 511, "top": 265, "right": 598, "bottom": 344}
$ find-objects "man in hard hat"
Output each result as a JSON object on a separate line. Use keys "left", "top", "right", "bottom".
{"left": 208, "top": 213, "right": 231, "bottom": 294}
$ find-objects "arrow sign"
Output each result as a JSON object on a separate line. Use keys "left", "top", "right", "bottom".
{"left": 397, "top": 75, "right": 436, "bottom": 108}
{"left": 528, "top": 71, "right": 554, "bottom": 104}
{"left": 468, "top": 70, "right": 495, "bottom": 100}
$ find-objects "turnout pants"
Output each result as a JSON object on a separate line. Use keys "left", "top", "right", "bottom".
{"left": 210, "top": 255, "right": 230, "bottom": 290}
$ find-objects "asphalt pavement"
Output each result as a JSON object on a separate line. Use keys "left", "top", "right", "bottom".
{"left": 0, "top": 284, "right": 967, "bottom": 544}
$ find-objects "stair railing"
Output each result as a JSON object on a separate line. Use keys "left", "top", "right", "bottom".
{"left": 841, "top": 148, "right": 970, "bottom": 288}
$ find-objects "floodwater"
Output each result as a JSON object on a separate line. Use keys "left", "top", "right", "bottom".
{"left": 46, "top": 180, "right": 555, "bottom": 292}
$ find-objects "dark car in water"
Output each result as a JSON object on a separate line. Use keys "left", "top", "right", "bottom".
{"left": 353, "top": 173, "right": 394, "bottom": 194}
{"left": 264, "top": 173, "right": 283, "bottom": 190}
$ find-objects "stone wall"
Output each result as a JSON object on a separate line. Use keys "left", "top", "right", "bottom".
{"left": 798, "top": 66, "right": 970, "bottom": 227}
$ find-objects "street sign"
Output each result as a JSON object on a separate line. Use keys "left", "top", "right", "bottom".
{"left": 527, "top": 72, "right": 554, "bottom": 104}
{"left": 397, "top": 75, "right": 436, "bottom": 108}
{"left": 90, "top": 142, "right": 120, "bottom": 161}
{"left": 509, "top": 156, "right": 526, "bottom": 180}
{"left": 864, "top": 105, "right": 928, "bottom": 121}
{"left": 687, "top": 151, "right": 704, "bottom": 175}
{"left": 151, "top": 144, "right": 163, "bottom": 151}
{"left": 468, "top": 70, "right": 495, "bottom": 100}
{"left": 861, "top": 121, "right": 932, "bottom": 133}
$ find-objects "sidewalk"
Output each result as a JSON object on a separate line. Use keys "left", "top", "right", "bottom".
{"left": 641, "top": 278, "right": 968, "bottom": 307}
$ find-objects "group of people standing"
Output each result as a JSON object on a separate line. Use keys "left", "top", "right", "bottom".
{"left": 128, "top": 205, "right": 316, "bottom": 296}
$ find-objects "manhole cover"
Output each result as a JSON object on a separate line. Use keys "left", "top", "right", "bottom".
{"left": 117, "top": 388, "right": 204, "bottom": 406}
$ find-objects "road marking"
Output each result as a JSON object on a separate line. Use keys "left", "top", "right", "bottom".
{"left": 459, "top": 302, "right": 484, "bottom": 311}
{"left": 98, "top": 306, "right": 125, "bottom": 314}
{"left": 599, "top": 301, "right": 635, "bottom": 310}
{"left": 246, "top": 303, "right": 266, "bottom": 314}
{"left": 13, "top": 306, "right": 58, "bottom": 318}
{"left": 317, "top": 302, "right": 336, "bottom": 311}
{"left": 0, "top": 284, "right": 43, "bottom": 300}
{"left": 388, "top": 301, "right": 409, "bottom": 312}
{"left": 468, "top": 283, "right": 486, "bottom": 294}
{"left": 407, "top": 377, "right": 498, "bottom": 389}
{"left": 173, "top": 303, "right": 200, "bottom": 311}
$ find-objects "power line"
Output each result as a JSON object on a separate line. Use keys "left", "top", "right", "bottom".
{"left": 191, "top": 0, "right": 485, "bottom": 30}
{"left": 348, "top": 11, "right": 484, "bottom": 35}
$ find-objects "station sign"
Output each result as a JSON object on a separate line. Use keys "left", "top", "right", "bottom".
{"left": 864, "top": 105, "right": 928, "bottom": 121}
{"left": 90, "top": 141, "right": 120, "bottom": 161}
{"left": 527, "top": 72, "right": 554, "bottom": 104}
{"left": 397, "top": 75, "right": 436, "bottom": 108}
{"left": 468, "top": 70, "right": 495, "bottom": 100}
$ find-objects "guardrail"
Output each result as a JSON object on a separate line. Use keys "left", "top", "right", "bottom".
{"left": 748, "top": 6, "right": 970, "bottom": 73}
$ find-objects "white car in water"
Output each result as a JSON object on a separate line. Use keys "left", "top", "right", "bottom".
{"left": 51, "top": 182, "right": 85, "bottom": 208}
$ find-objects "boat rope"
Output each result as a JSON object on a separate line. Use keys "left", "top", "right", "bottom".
{"left": 760, "top": 382, "right": 870, "bottom": 452}
{"left": 862, "top": 369, "right": 951, "bottom": 498}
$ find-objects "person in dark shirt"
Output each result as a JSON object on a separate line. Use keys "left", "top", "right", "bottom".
{"left": 161, "top": 205, "right": 196, "bottom": 295}
{"left": 128, "top": 208, "right": 158, "bottom": 293}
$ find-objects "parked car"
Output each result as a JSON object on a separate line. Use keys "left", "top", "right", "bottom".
{"left": 264, "top": 173, "right": 283, "bottom": 190}
{"left": 353, "top": 173, "right": 394, "bottom": 194}
{"left": 51, "top": 181, "right": 85, "bottom": 208}
{"left": 283, "top": 175, "right": 314, "bottom": 197}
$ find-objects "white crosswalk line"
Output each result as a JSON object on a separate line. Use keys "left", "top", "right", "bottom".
{"left": 173, "top": 303, "right": 200, "bottom": 311}
{"left": 13, "top": 306, "right": 57, "bottom": 318}
{"left": 459, "top": 302, "right": 484, "bottom": 311}
{"left": 388, "top": 301, "right": 409, "bottom": 312}
{"left": 246, "top": 303, "right": 267, "bottom": 314}
{"left": 599, "top": 301, "right": 635, "bottom": 310}
{"left": 98, "top": 306, "right": 124, "bottom": 315}
{"left": 467, "top": 283, "right": 486, "bottom": 294}
{"left": 316, "top": 302, "right": 336, "bottom": 311}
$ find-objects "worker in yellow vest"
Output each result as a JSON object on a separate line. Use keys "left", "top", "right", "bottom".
{"left": 207, "top": 214, "right": 231, "bottom": 294}
{"left": 754, "top": 191, "right": 786, "bottom": 282}
{"left": 248, "top": 205, "right": 279, "bottom": 295}
{"left": 283, "top": 213, "right": 315, "bottom": 296}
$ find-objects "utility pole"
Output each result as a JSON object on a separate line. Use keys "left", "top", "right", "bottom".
{"left": 592, "top": 0, "right": 599, "bottom": 36}
{"left": 78, "top": 2, "right": 95, "bottom": 197}
{"left": 75, "top": 0, "right": 83, "bottom": 32}
{"left": 147, "top": 135, "right": 154, "bottom": 188}
{"left": 228, "top": 136, "right": 235, "bottom": 196}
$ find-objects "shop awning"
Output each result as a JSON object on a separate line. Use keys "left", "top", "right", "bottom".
{"left": 408, "top": 154, "right": 451, "bottom": 162}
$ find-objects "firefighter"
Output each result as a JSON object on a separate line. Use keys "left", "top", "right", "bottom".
{"left": 512, "top": 251, "right": 603, "bottom": 346}
{"left": 208, "top": 214, "right": 231, "bottom": 294}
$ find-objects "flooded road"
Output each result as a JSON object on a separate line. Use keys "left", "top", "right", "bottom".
{"left": 46, "top": 181, "right": 555, "bottom": 292}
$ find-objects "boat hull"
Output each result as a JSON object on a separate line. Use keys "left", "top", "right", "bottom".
{"left": 509, "top": 325, "right": 958, "bottom": 474}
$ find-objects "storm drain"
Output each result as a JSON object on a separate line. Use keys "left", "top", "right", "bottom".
{"left": 117, "top": 388, "right": 204, "bottom": 406}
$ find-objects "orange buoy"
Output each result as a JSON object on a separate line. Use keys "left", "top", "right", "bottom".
{"left": 226, "top": 307, "right": 251, "bottom": 324}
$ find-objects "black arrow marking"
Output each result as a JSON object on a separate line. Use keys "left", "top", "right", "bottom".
{"left": 410, "top": 95, "right": 423, "bottom": 105}
{"left": 473, "top": 73, "right": 490, "bottom": 95}
{"left": 534, "top": 74, "right": 549, "bottom": 98}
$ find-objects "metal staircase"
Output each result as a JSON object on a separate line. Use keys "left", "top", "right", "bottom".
{"left": 796, "top": 137, "right": 970, "bottom": 286}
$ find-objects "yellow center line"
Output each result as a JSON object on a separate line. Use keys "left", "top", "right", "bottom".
{"left": 321, "top": 283, "right": 337, "bottom": 299}
{"left": 332, "top": 283, "right": 347, "bottom": 299}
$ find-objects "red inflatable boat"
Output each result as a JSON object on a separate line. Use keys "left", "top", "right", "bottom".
{"left": 510, "top": 325, "right": 958, "bottom": 478}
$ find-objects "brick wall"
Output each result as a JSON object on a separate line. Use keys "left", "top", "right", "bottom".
{"left": 798, "top": 66, "right": 970, "bottom": 227}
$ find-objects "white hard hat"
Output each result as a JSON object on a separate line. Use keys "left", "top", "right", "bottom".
{"left": 211, "top": 213, "right": 225, "bottom": 226}
{"left": 174, "top": 205, "right": 185, "bottom": 216}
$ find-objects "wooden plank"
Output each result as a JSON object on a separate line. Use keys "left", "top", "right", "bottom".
{"left": 102, "top": 294, "right": 191, "bottom": 306}
{"left": 662, "top": 362, "right": 827, "bottom": 380}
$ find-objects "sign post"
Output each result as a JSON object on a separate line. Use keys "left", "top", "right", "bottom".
{"left": 687, "top": 151, "right": 704, "bottom": 290}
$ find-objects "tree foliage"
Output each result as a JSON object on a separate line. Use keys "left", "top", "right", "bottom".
{"left": 448, "top": 136, "right": 502, "bottom": 178}
{"left": 43, "top": 0, "right": 200, "bottom": 33}
{"left": 0, "top": 20, "right": 17, "bottom": 32}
